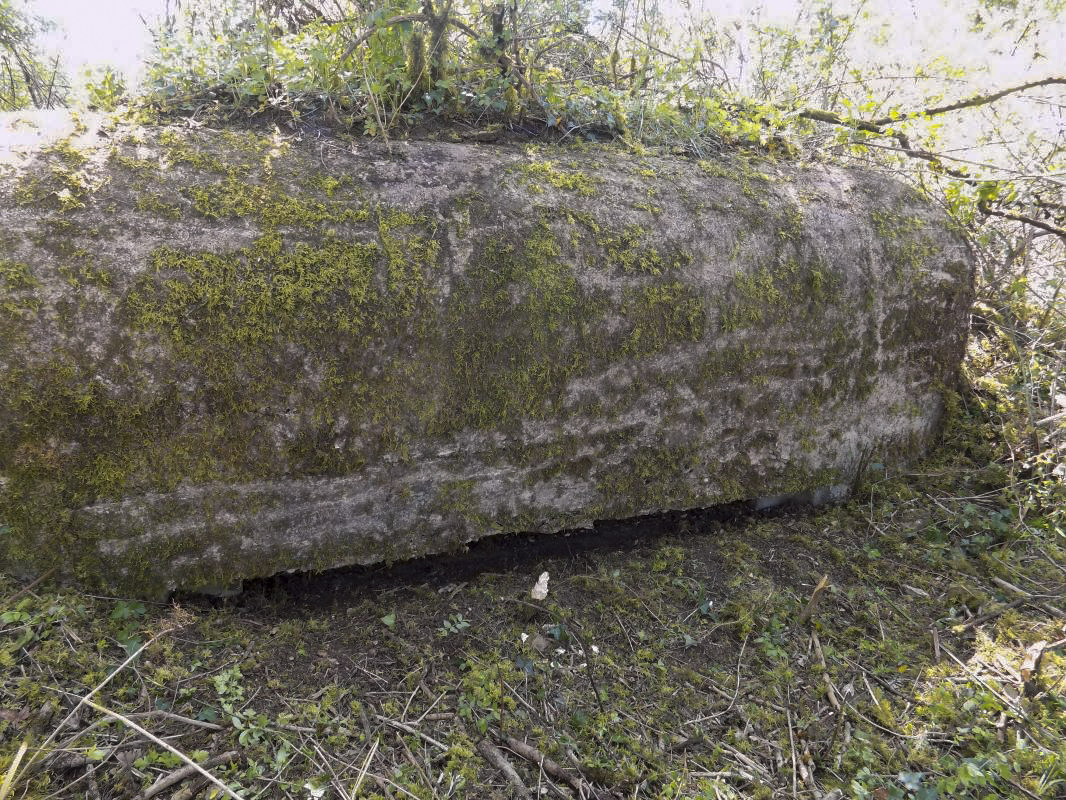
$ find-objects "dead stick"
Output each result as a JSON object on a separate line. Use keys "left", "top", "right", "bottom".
{"left": 127, "top": 710, "right": 225, "bottom": 731}
{"left": 797, "top": 575, "right": 830, "bottom": 626}
{"left": 26, "top": 630, "right": 176, "bottom": 777}
{"left": 83, "top": 700, "right": 244, "bottom": 800}
{"left": 374, "top": 714, "right": 447, "bottom": 750}
{"left": 394, "top": 731, "right": 432, "bottom": 791}
{"left": 0, "top": 568, "right": 56, "bottom": 609}
{"left": 812, "top": 631, "right": 841, "bottom": 712}
{"left": 500, "top": 735, "right": 582, "bottom": 793}
{"left": 956, "top": 597, "right": 1028, "bottom": 629}
{"left": 1020, "top": 640, "right": 1050, "bottom": 699}
{"left": 351, "top": 737, "right": 379, "bottom": 797}
{"left": 477, "top": 738, "right": 532, "bottom": 800}
{"left": 139, "top": 751, "right": 239, "bottom": 800}
{"left": 784, "top": 690, "right": 798, "bottom": 799}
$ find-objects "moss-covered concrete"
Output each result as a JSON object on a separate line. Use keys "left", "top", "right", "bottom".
{"left": 0, "top": 111, "right": 974, "bottom": 596}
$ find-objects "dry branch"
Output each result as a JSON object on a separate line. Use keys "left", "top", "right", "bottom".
{"left": 83, "top": 700, "right": 244, "bottom": 800}
{"left": 0, "top": 568, "right": 56, "bottom": 609}
{"left": 138, "top": 750, "right": 239, "bottom": 800}
{"left": 498, "top": 734, "right": 612, "bottom": 799}
{"left": 477, "top": 738, "right": 532, "bottom": 800}
{"left": 797, "top": 575, "right": 831, "bottom": 626}
{"left": 373, "top": 714, "right": 447, "bottom": 750}
{"left": 866, "top": 77, "right": 1066, "bottom": 126}
{"left": 796, "top": 78, "right": 1066, "bottom": 240}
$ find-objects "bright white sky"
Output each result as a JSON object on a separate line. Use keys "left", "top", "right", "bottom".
{"left": 31, "top": 0, "right": 164, "bottom": 78}
{"left": 24, "top": 0, "right": 808, "bottom": 79}
{"left": 19, "top": 0, "right": 1066, "bottom": 93}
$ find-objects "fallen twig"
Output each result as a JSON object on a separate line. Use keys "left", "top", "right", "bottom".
{"left": 83, "top": 699, "right": 244, "bottom": 800}
{"left": 812, "top": 631, "right": 841, "bottom": 712}
{"left": 954, "top": 597, "right": 1028, "bottom": 629}
{"left": 138, "top": 750, "right": 238, "bottom": 800}
{"left": 0, "top": 568, "right": 56, "bottom": 610}
{"left": 171, "top": 777, "right": 209, "bottom": 800}
{"left": 350, "top": 737, "right": 379, "bottom": 797}
{"left": 1019, "top": 640, "right": 1049, "bottom": 699}
{"left": 502, "top": 736, "right": 574, "bottom": 785}
{"left": 797, "top": 575, "right": 830, "bottom": 626}
{"left": 394, "top": 731, "right": 432, "bottom": 794}
{"left": 477, "top": 737, "right": 532, "bottom": 800}
{"left": 783, "top": 689, "right": 799, "bottom": 799}
{"left": 0, "top": 740, "right": 28, "bottom": 800}
{"left": 718, "top": 741, "right": 773, "bottom": 781}
{"left": 499, "top": 734, "right": 609, "bottom": 799}
{"left": 127, "top": 710, "right": 225, "bottom": 732}
{"left": 23, "top": 629, "right": 178, "bottom": 779}
{"left": 373, "top": 714, "right": 447, "bottom": 750}
{"left": 936, "top": 644, "right": 1058, "bottom": 751}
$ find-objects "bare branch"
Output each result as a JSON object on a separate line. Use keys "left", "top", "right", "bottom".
{"left": 797, "top": 103, "right": 1065, "bottom": 240}
{"left": 867, "top": 76, "right": 1066, "bottom": 127}
{"left": 978, "top": 201, "right": 1066, "bottom": 241}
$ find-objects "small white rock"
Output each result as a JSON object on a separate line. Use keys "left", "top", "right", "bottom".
{"left": 531, "top": 571, "right": 549, "bottom": 601}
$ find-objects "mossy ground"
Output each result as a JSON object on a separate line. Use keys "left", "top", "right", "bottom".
{"left": 1, "top": 302, "right": 1063, "bottom": 800}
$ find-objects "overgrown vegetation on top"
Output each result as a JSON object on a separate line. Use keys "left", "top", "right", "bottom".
{"left": 86, "top": 0, "right": 1065, "bottom": 337}
{"left": 116, "top": 0, "right": 1060, "bottom": 244}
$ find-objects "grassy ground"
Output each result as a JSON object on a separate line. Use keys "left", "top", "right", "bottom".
{"left": 1, "top": 300, "right": 1063, "bottom": 800}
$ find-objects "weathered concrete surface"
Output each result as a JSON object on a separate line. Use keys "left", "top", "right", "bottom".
{"left": 0, "top": 111, "right": 973, "bottom": 596}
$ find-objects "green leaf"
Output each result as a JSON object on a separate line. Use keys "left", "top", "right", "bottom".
{"left": 380, "top": 611, "right": 395, "bottom": 628}
{"left": 110, "top": 601, "right": 146, "bottom": 621}
{"left": 977, "top": 181, "right": 1000, "bottom": 203}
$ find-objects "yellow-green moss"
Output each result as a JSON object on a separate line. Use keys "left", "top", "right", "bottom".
{"left": 57, "top": 262, "right": 112, "bottom": 290}
{"left": 304, "top": 173, "right": 349, "bottom": 198}
{"left": 597, "top": 444, "right": 706, "bottom": 511}
{"left": 622, "top": 282, "right": 705, "bottom": 357}
{"left": 184, "top": 175, "right": 368, "bottom": 227}
{"left": 0, "top": 259, "right": 37, "bottom": 293}
{"left": 0, "top": 259, "right": 40, "bottom": 321}
{"left": 108, "top": 148, "right": 157, "bottom": 177}
{"left": 157, "top": 128, "right": 264, "bottom": 176}
{"left": 719, "top": 257, "right": 840, "bottom": 333}
{"left": 870, "top": 209, "right": 940, "bottom": 278}
{"left": 135, "top": 192, "right": 182, "bottom": 219}
{"left": 128, "top": 233, "right": 381, "bottom": 362}
{"left": 12, "top": 136, "right": 102, "bottom": 212}
{"left": 697, "top": 156, "right": 773, "bottom": 205}
{"left": 445, "top": 222, "right": 593, "bottom": 428}
{"left": 521, "top": 158, "right": 598, "bottom": 196}
{"left": 566, "top": 214, "right": 691, "bottom": 276}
